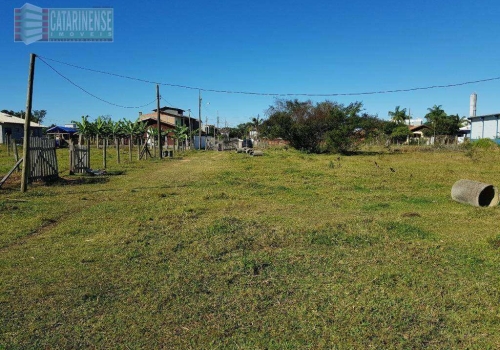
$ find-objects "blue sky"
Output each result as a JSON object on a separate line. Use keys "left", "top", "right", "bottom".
{"left": 1, "top": 0, "right": 499, "bottom": 127}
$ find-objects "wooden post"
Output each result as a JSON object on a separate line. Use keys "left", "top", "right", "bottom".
{"left": 69, "top": 142, "right": 74, "bottom": 175}
{"left": 13, "top": 140, "right": 20, "bottom": 172}
{"left": 137, "top": 138, "right": 141, "bottom": 160}
{"left": 6, "top": 134, "right": 11, "bottom": 156}
{"left": 86, "top": 138, "right": 91, "bottom": 171}
{"left": 129, "top": 136, "right": 133, "bottom": 162}
{"left": 157, "top": 85, "right": 162, "bottom": 159}
{"left": 116, "top": 137, "right": 120, "bottom": 164}
{"left": 103, "top": 137, "right": 107, "bottom": 169}
{"left": 21, "top": 53, "right": 36, "bottom": 193}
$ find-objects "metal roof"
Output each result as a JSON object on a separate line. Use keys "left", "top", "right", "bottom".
{"left": 468, "top": 113, "right": 500, "bottom": 120}
{"left": 0, "top": 112, "right": 44, "bottom": 127}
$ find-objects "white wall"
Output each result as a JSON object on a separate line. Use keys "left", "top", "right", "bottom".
{"left": 470, "top": 116, "right": 499, "bottom": 140}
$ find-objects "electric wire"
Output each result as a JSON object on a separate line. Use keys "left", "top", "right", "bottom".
{"left": 37, "top": 56, "right": 157, "bottom": 109}
{"left": 37, "top": 54, "right": 500, "bottom": 97}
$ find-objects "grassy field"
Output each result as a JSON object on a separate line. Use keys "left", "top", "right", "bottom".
{"left": 1, "top": 143, "right": 500, "bottom": 349}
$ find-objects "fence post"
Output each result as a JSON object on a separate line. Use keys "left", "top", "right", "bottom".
{"left": 13, "top": 140, "right": 20, "bottom": 172}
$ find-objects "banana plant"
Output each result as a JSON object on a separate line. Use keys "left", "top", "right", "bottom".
{"left": 171, "top": 124, "right": 189, "bottom": 152}
{"left": 72, "top": 115, "right": 94, "bottom": 146}
{"left": 149, "top": 127, "right": 168, "bottom": 157}
{"left": 134, "top": 121, "right": 149, "bottom": 160}
{"left": 122, "top": 118, "right": 137, "bottom": 162}
{"left": 109, "top": 119, "right": 124, "bottom": 164}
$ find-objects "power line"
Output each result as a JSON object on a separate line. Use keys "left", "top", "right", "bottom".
{"left": 37, "top": 54, "right": 500, "bottom": 97}
{"left": 37, "top": 56, "right": 157, "bottom": 109}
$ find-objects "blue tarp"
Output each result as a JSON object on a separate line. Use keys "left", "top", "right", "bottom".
{"left": 46, "top": 125, "right": 78, "bottom": 134}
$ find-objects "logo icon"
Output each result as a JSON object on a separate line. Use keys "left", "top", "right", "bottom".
{"left": 15, "top": 3, "right": 113, "bottom": 44}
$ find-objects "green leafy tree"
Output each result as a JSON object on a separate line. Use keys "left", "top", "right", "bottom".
{"left": 263, "top": 99, "right": 380, "bottom": 154}
{"left": 94, "top": 115, "right": 111, "bottom": 149}
{"left": 388, "top": 106, "right": 408, "bottom": 125}
{"left": 424, "top": 105, "right": 462, "bottom": 136}
{"left": 391, "top": 125, "right": 412, "bottom": 143}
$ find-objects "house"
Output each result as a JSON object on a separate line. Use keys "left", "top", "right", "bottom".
{"left": 408, "top": 124, "right": 431, "bottom": 138}
{"left": 469, "top": 114, "right": 500, "bottom": 142}
{"left": 139, "top": 107, "right": 200, "bottom": 130}
{"left": 138, "top": 106, "right": 200, "bottom": 148}
{"left": 0, "top": 112, "right": 44, "bottom": 144}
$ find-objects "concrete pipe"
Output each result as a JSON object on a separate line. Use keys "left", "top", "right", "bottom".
{"left": 451, "top": 179, "right": 499, "bottom": 207}
{"left": 236, "top": 148, "right": 245, "bottom": 153}
{"left": 251, "top": 150, "right": 263, "bottom": 156}
{"left": 245, "top": 148, "right": 253, "bottom": 154}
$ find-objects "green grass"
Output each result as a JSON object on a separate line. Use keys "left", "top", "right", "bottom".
{"left": 1, "top": 144, "right": 500, "bottom": 348}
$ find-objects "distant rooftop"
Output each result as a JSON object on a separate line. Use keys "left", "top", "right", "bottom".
{"left": 0, "top": 112, "right": 44, "bottom": 127}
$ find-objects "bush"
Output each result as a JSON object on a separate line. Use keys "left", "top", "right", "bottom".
{"left": 471, "top": 138, "right": 498, "bottom": 149}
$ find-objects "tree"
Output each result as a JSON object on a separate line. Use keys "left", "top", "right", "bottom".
{"left": 391, "top": 125, "right": 412, "bottom": 143}
{"left": 171, "top": 124, "right": 189, "bottom": 152}
{"left": 32, "top": 110, "right": 47, "bottom": 124}
{"left": 94, "top": 115, "right": 111, "bottom": 149}
{"left": 72, "top": 115, "right": 93, "bottom": 145}
{"left": 109, "top": 120, "right": 124, "bottom": 164}
{"left": 424, "top": 105, "right": 462, "bottom": 136}
{"left": 122, "top": 119, "right": 137, "bottom": 162}
{"left": 388, "top": 106, "right": 408, "bottom": 125}
{"left": 324, "top": 101, "right": 365, "bottom": 154}
{"left": 251, "top": 115, "right": 262, "bottom": 140}
{"left": 262, "top": 99, "right": 379, "bottom": 154}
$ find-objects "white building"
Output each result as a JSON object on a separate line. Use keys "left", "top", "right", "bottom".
{"left": 0, "top": 112, "right": 44, "bottom": 144}
{"left": 469, "top": 114, "right": 500, "bottom": 141}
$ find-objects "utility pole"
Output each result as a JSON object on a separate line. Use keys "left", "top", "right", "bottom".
{"left": 21, "top": 53, "right": 36, "bottom": 193}
{"left": 198, "top": 90, "right": 202, "bottom": 150}
{"left": 187, "top": 109, "right": 192, "bottom": 149}
{"left": 157, "top": 84, "right": 162, "bottom": 159}
{"left": 205, "top": 116, "right": 208, "bottom": 150}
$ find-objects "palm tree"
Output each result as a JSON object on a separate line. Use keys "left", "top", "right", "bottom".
{"left": 425, "top": 105, "right": 447, "bottom": 136}
{"left": 388, "top": 106, "right": 408, "bottom": 125}
{"left": 251, "top": 115, "right": 262, "bottom": 140}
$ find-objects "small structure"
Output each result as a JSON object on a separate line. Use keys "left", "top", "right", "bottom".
{"left": 0, "top": 112, "right": 43, "bottom": 144}
{"left": 408, "top": 124, "right": 431, "bottom": 138}
{"left": 46, "top": 124, "right": 78, "bottom": 147}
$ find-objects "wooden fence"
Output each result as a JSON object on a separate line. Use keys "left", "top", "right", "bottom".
{"left": 69, "top": 144, "right": 90, "bottom": 174}
{"left": 28, "top": 137, "right": 59, "bottom": 182}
